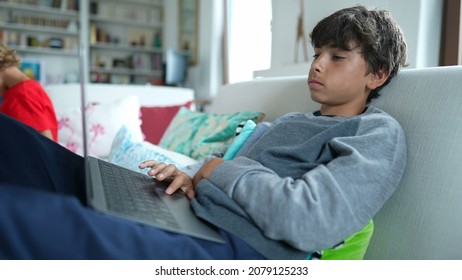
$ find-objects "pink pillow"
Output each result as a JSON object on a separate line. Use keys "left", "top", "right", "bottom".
{"left": 140, "top": 102, "right": 192, "bottom": 144}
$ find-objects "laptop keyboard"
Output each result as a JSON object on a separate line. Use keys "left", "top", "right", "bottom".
{"left": 98, "top": 160, "right": 180, "bottom": 229}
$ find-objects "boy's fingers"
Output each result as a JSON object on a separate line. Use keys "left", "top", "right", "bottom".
{"left": 150, "top": 164, "right": 178, "bottom": 179}
{"left": 165, "top": 176, "right": 194, "bottom": 198}
{"left": 147, "top": 162, "right": 168, "bottom": 176}
{"left": 182, "top": 186, "right": 195, "bottom": 199}
{"left": 139, "top": 160, "right": 158, "bottom": 168}
{"left": 165, "top": 178, "right": 183, "bottom": 195}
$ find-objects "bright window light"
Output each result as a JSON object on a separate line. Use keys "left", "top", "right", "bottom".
{"left": 227, "top": 0, "right": 272, "bottom": 84}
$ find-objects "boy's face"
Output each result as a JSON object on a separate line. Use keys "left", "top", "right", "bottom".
{"left": 308, "top": 42, "right": 382, "bottom": 116}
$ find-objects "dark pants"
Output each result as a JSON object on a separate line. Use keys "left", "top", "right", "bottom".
{"left": 0, "top": 114, "right": 264, "bottom": 260}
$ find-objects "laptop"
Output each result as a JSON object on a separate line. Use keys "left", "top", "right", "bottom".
{"left": 78, "top": 47, "right": 225, "bottom": 244}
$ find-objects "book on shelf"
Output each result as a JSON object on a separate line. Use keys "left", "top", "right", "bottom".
{"left": 151, "top": 52, "right": 162, "bottom": 71}
{"left": 110, "top": 74, "right": 130, "bottom": 84}
{"left": 55, "top": 0, "right": 80, "bottom": 11}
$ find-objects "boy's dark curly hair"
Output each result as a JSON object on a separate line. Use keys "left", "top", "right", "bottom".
{"left": 310, "top": 5, "right": 408, "bottom": 102}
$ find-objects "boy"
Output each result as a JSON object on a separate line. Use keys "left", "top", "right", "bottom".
{"left": 0, "top": 44, "right": 58, "bottom": 141}
{"left": 0, "top": 5, "right": 407, "bottom": 259}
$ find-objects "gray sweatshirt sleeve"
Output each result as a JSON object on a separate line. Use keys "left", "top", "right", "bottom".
{"left": 205, "top": 115, "right": 407, "bottom": 252}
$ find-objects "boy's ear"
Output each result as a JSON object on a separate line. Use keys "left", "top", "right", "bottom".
{"left": 367, "top": 69, "right": 389, "bottom": 90}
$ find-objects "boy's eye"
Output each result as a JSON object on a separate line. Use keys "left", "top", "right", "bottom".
{"left": 332, "top": 55, "right": 345, "bottom": 60}
{"left": 313, "top": 54, "right": 320, "bottom": 59}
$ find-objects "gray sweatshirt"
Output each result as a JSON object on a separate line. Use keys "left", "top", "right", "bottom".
{"left": 191, "top": 106, "right": 407, "bottom": 259}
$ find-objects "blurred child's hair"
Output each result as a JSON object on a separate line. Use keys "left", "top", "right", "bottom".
{"left": 310, "top": 5, "right": 408, "bottom": 101}
{"left": 0, "top": 44, "right": 21, "bottom": 71}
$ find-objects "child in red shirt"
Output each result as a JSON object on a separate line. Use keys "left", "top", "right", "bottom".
{"left": 0, "top": 45, "right": 58, "bottom": 141}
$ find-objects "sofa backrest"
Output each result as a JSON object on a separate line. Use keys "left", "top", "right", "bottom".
{"left": 365, "top": 66, "right": 462, "bottom": 259}
{"left": 213, "top": 66, "right": 462, "bottom": 259}
{"left": 45, "top": 83, "right": 194, "bottom": 113}
{"left": 208, "top": 76, "right": 318, "bottom": 121}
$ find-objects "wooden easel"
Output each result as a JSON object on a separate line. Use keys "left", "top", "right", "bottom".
{"left": 294, "top": 0, "right": 308, "bottom": 63}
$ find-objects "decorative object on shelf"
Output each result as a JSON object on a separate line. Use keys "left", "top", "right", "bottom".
{"left": 152, "top": 30, "right": 162, "bottom": 48}
{"left": 179, "top": 0, "right": 199, "bottom": 65}
{"left": 48, "top": 37, "right": 63, "bottom": 48}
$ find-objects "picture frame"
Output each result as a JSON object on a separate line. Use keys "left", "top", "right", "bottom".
{"left": 20, "top": 58, "right": 46, "bottom": 85}
{"left": 178, "top": 0, "right": 199, "bottom": 65}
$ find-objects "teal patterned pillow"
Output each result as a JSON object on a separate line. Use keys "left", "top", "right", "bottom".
{"left": 159, "top": 107, "right": 263, "bottom": 160}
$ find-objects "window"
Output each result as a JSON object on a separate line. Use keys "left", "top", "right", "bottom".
{"left": 225, "top": 0, "right": 272, "bottom": 84}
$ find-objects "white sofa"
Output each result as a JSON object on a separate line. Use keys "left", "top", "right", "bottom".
{"left": 46, "top": 66, "right": 462, "bottom": 259}
{"left": 45, "top": 83, "right": 195, "bottom": 158}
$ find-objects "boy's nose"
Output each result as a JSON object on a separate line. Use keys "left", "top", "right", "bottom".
{"left": 311, "top": 59, "right": 323, "bottom": 73}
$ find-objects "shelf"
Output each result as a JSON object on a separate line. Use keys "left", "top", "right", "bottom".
{"left": 0, "top": 2, "right": 79, "bottom": 18}
{"left": 90, "top": 67, "right": 162, "bottom": 77}
{"left": 89, "top": 15, "right": 162, "bottom": 29}
{"left": 1, "top": 0, "right": 166, "bottom": 85}
{"left": 15, "top": 46, "right": 79, "bottom": 57}
{"left": 0, "top": 22, "right": 79, "bottom": 37}
{"left": 91, "top": 42, "right": 162, "bottom": 54}
{"left": 90, "top": 0, "right": 162, "bottom": 8}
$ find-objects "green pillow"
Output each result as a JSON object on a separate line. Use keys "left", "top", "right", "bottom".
{"left": 305, "top": 220, "right": 374, "bottom": 260}
{"left": 320, "top": 220, "right": 374, "bottom": 260}
{"left": 159, "top": 107, "right": 262, "bottom": 160}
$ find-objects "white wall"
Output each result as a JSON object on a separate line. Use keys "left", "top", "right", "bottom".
{"left": 184, "top": 0, "right": 444, "bottom": 95}
{"left": 163, "top": 0, "right": 179, "bottom": 52}
{"left": 268, "top": 0, "right": 443, "bottom": 76}
{"left": 188, "top": 0, "right": 224, "bottom": 100}
{"left": 164, "top": 0, "right": 223, "bottom": 100}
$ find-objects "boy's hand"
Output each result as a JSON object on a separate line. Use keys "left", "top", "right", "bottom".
{"left": 192, "top": 158, "right": 224, "bottom": 186}
{"left": 139, "top": 160, "right": 195, "bottom": 199}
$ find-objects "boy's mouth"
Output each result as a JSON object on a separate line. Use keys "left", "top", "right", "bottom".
{"left": 308, "top": 79, "right": 324, "bottom": 90}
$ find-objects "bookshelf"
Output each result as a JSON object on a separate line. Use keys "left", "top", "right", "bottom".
{"left": 0, "top": 0, "right": 165, "bottom": 85}
{"left": 88, "top": 0, "right": 164, "bottom": 84}
{"left": 0, "top": 0, "right": 80, "bottom": 55}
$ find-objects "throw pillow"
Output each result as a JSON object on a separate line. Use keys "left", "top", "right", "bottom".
{"left": 222, "top": 120, "right": 257, "bottom": 160}
{"left": 140, "top": 101, "right": 192, "bottom": 145}
{"left": 57, "top": 95, "right": 143, "bottom": 158}
{"left": 158, "top": 107, "right": 263, "bottom": 160}
{"left": 108, "top": 125, "right": 198, "bottom": 174}
{"left": 305, "top": 220, "right": 374, "bottom": 260}
{"left": 320, "top": 220, "right": 374, "bottom": 260}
